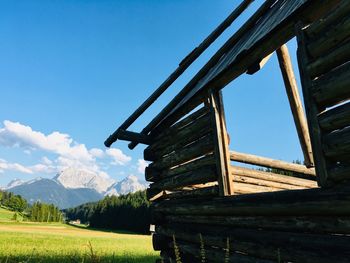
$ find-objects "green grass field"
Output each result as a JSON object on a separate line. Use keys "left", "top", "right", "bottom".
{"left": 0, "top": 208, "right": 159, "bottom": 263}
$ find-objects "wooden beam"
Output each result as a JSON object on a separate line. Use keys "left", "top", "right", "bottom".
{"left": 276, "top": 44, "right": 314, "bottom": 167}
{"left": 246, "top": 53, "right": 273, "bottom": 75}
{"left": 114, "top": 129, "right": 152, "bottom": 145}
{"left": 230, "top": 151, "right": 316, "bottom": 176}
{"left": 209, "top": 90, "right": 233, "bottom": 196}
{"left": 104, "top": 0, "right": 255, "bottom": 147}
{"left": 295, "top": 22, "right": 329, "bottom": 187}
{"left": 231, "top": 166, "right": 316, "bottom": 188}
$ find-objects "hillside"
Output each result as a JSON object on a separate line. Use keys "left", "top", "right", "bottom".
{"left": 0, "top": 206, "right": 16, "bottom": 221}
{"left": 9, "top": 179, "right": 103, "bottom": 209}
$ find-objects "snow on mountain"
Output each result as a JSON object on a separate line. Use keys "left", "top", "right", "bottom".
{"left": 105, "top": 175, "right": 148, "bottom": 196}
{"left": 3, "top": 167, "right": 148, "bottom": 208}
{"left": 54, "top": 167, "right": 114, "bottom": 193}
{"left": 5, "top": 178, "right": 25, "bottom": 189}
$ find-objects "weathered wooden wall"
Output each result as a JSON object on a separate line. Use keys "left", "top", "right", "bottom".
{"left": 144, "top": 1, "right": 350, "bottom": 262}
{"left": 296, "top": 0, "right": 350, "bottom": 187}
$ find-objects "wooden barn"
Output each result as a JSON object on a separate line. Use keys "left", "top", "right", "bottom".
{"left": 105, "top": 0, "right": 350, "bottom": 262}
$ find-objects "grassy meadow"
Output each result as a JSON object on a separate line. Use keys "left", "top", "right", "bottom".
{"left": 0, "top": 208, "right": 159, "bottom": 263}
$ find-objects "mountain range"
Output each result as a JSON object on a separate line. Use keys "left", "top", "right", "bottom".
{"left": 3, "top": 168, "right": 148, "bottom": 209}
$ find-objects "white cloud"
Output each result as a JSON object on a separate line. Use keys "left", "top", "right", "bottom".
{"left": 90, "top": 148, "right": 104, "bottom": 158}
{"left": 0, "top": 120, "right": 132, "bottom": 178}
{"left": 137, "top": 159, "right": 148, "bottom": 174}
{"left": 106, "top": 148, "right": 132, "bottom": 165}
{"left": 0, "top": 159, "right": 33, "bottom": 174}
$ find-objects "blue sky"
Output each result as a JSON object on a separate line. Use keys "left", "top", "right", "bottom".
{"left": 0, "top": 0, "right": 304, "bottom": 186}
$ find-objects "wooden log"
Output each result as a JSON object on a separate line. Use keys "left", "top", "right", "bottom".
{"left": 149, "top": 186, "right": 219, "bottom": 202}
{"left": 246, "top": 52, "right": 273, "bottom": 75}
{"left": 114, "top": 129, "right": 152, "bottom": 145}
{"left": 312, "top": 61, "right": 350, "bottom": 108}
{"left": 104, "top": 0, "right": 255, "bottom": 147}
{"left": 329, "top": 165, "right": 350, "bottom": 182}
{"left": 153, "top": 234, "right": 171, "bottom": 251}
{"left": 145, "top": 154, "right": 215, "bottom": 182}
{"left": 307, "top": 40, "right": 350, "bottom": 79}
{"left": 144, "top": 112, "right": 211, "bottom": 161}
{"left": 230, "top": 151, "right": 316, "bottom": 176}
{"left": 305, "top": 0, "right": 350, "bottom": 39}
{"left": 324, "top": 126, "right": 350, "bottom": 159}
{"left": 232, "top": 175, "right": 309, "bottom": 190}
{"left": 149, "top": 133, "right": 214, "bottom": 171}
{"left": 158, "top": 224, "right": 350, "bottom": 263}
{"left": 231, "top": 166, "right": 317, "bottom": 188}
{"left": 164, "top": 215, "right": 350, "bottom": 234}
{"left": 152, "top": 186, "right": 350, "bottom": 216}
{"left": 209, "top": 90, "right": 233, "bottom": 196}
{"left": 233, "top": 182, "right": 283, "bottom": 194}
{"left": 276, "top": 44, "right": 314, "bottom": 167}
{"left": 307, "top": 15, "right": 350, "bottom": 59}
{"left": 149, "top": 165, "right": 217, "bottom": 192}
{"left": 151, "top": 106, "right": 209, "bottom": 141}
{"left": 296, "top": 22, "right": 329, "bottom": 187}
{"left": 318, "top": 101, "right": 350, "bottom": 132}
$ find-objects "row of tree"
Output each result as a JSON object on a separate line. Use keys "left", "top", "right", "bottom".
{"left": 0, "top": 190, "right": 27, "bottom": 212}
{"left": 0, "top": 189, "right": 63, "bottom": 222}
{"left": 65, "top": 191, "right": 151, "bottom": 234}
{"left": 30, "top": 202, "right": 63, "bottom": 222}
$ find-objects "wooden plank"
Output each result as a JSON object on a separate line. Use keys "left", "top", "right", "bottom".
{"left": 232, "top": 175, "right": 310, "bottom": 190}
{"left": 152, "top": 186, "right": 350, "bottom": 216}
{"left": 104, "top": 0, "right": 255, "bottom": 147}
{"left": 246, "top": 52, "right": 273, "bottom": 75}
{"left": 318, "top": 101, "right": 350, "bottom": 132}
{"left": 328, "top": 165, "right": 350, "bottom": 182}
{"left": 312, "top": 61, "right": 350, "bottom": 108}
{"left": 149, "top": 186, "right": 219, "bottom": 202}
{"left": 231, "top": 166, "right": 317, "bottom": 188}
{"left": 144, "top": 112, "right": 211, "bottom": 161}
{"left": 230, "top": 151, "right": 316, "bottom": 176}
{"left": 296, "top": 22, "right": 329, "bottom": 187}
{"left": 113, "top": 129, "right": 152, "bottom": 145}
{"left": 276, "top": 44, "right": 314, "bottom": 167}
{"left": 149, "top": 133, "right": 214, "bottom": 171}
{"left": 307, "top": 14, "right": 350, "bottom": 59}
{"left": 307, "top": 40, "right": 350, "bottom": 79}
{"left": 209, "top": 90, "right": 233, "bottom": 196}
{"left": 233, "top": 182, "right": 283, "bottom": 194}
{"left": 324, "top": 126, "right": 350, "bottom": 159}
{"left": 164, "top": 215, "right": 350, "bottom": 234}
{"left": 158, "top": 225, "right": 350, "bottom": 263}
{"left": 149, "top": 165, "right": 217, "bottom": 192}
{"left": 152, "top": 106, "right": 209, "bottom": 140}
{"left": 305, "top": 0, "right": 350, "bottom": 39}
{"left": 145, "top": 154, "right": 215, "bottom": 182}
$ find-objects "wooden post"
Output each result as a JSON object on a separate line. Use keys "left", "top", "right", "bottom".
{"left": 276, "top": 44, "right": 314, "bottom": 167}
{"left": 208, "top": 90, "right": 233, "bottom": 196}
{"left": 295, "top": 23, "right": 329, "bottom": 187}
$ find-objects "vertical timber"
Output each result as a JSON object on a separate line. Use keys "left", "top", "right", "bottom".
{"left": 276, "top": 44, "right": 314, "bottom": 167}
{"left": 295, "top": 23, "right": 329, "bottom": 187}
{"left": 209, "top": 90, "right": 233, "bottom": 196}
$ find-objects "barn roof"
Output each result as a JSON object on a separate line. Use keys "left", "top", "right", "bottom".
{"left": 105, "top": 0, "right": 338, "bottom": 149}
